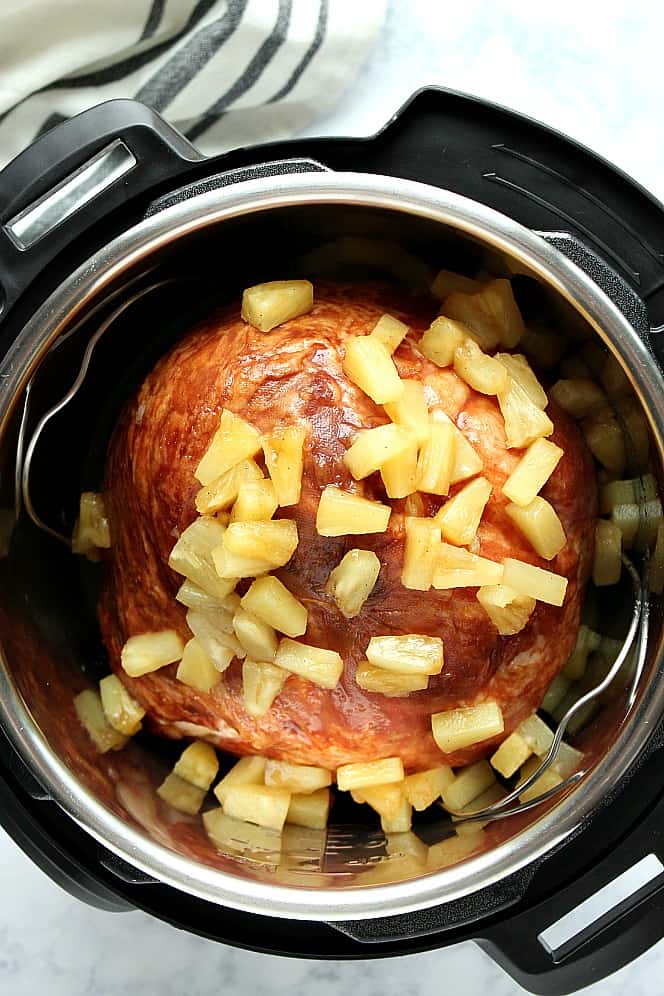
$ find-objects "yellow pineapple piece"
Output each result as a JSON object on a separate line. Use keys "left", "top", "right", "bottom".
{"left": 454, "top": 783, "right": 508, "bottom": 834}
{"left": 169, "top": 516, "right": 238, "bottom": 600}
{"left": 195, "top": 409, "right": 262, "bottom": 485}
{"left": 495, "top": 353, "right": 547, "bottom": 409}
{"left": 610, "top": 503, "right": 640, "bottom": 547}
{"left": 432, "top": 543, "right": 503, "bottom": 589}
{"left": 351, "top": 781, "right": 404, "bottom": 819}
{"left": 650, "top": 522, "right": 664, "bottom": 595}
{"left": 582, "top": 406, "right": 626, "bottom": 475}
{"left": 241, "top": 279, "right": 313, "bottom": 332}
{"left": 173, "top": 741, "right": 219, "bottom": 790}
{"left": 176, "top": 638, "right": 221, "bottom": 692}
{"left": 403, "top": 766, "right": 455, "bottom": 810}
{"left": 185, "top": 608, "right": 244, "bottom": 670}
{"left": 71, "top": 491, "right": 110, "bottom": 560}
{"left": 273, "top": 638, "right": 343, "bottom": 689}
{"left": 369, "top": 313, "right": 409, "bottom": 354}
{"left": 262, "top": 426, "right": 306, "bottom": 507}
{"left": 401, "top": 516, "right": 441, "bottom": 591}
{"left": 562, "top": 624, "right": 601, "bottom": 681}
{"left": 518, "top": 713, "right": 554, "bottom": 756}
{"left": 222, "top": 519, "right": 298, "bottom": 570}
{"left": 553, "top": 741, "right": 585, "bottom": 779}
{"left": 325, "top": 548, "right": 380, "bottom": 618}
{"left": 517, "top": 755, "right": 563, "bottom": 804}
{"left": 157, "top": 773, "right": 206, "bottom": 815}
{"left": 419, "top": 316, "right": 469, "bottom": 367}
{"left": 195, "top": 458, "right": 263, "bottom": 515}
{"left": 211, "top": 544, "right": 272, "bottom": 580}
{"left": 233, "top": 607, "right": 278, "bottom": 661}
{"left": 337, "top": 756, "right": 404, "bottom": 791}
{"left": 384, "top": 379, "right": 430, "bottom": 443}
{"left": 431, "top": 269, "right": 482, "bottom": 300}
{"left": 343, "top": 335, "right": 404, "bottom": 404}
{"left": 99, "top": 674, "right": 145, "bottom": 735}
{"left": 74, "top": 689, "right": 128, "bottom": 753}
{"left": 355, "top": 662, "right": 429, "bottom": 696}
{"left": 498, "top": 378, "right": 554, "bottom": 449}
{"left": 435, "top": 476, "right": 492, "bottom": 546}
{"left": 501, "top": 558, "right": 568, "bottom": 606}
{"left": 381, "top": 797, "right": 413, "bottom": 834}
{"left": 593, "top": 519, "right": 622, "bottom": 586}
{"left": 120, "top": 630, "right": 184, "bottom": 678}
{"left": 230, "top": 480, "right": 278, "bottom": 523}
{"left": 417, "top": 419, "right": 456, "bottom": 495}
{"left": 450, "top": 422, "right": 484, "bottom": 484}
{"left": 265, "top": 760, "right": 331, "bottom": 794}
{"left": 476, "top": 583, "right": 536, "bottom": 635}
{"left": 176, "top": 580, "right": 237, "bottom": 613}
{"left": 287, "top": 788, "right": 331, "bottom": 829}
{"left": 444, "top": 279, "right": 525, "bottom": 349}
{"left": 441, "top": 760, "right": 496, "bottom": 811}
{"left": 490, "top": 731, "right": 532, "bottom": 778}
{"left": 242, "top": 658, "right": 288, "bottom": 717}
{"left": 453, "top": 339, "right": 509, "bottom": 396}
{"left": 502, "top": 437, "right": 564, "bottom": 506}
{"left": 222, "top": 784, "right": 292, "bottom": 831}
{"left": 241, "top": 575, "right": 307, "bottom": 637}
{"left": 432, "top": 702, "right": 504, "bottom": 754}
{"left": 316, "top": 486, "right": 391, "bottom": 536}
{"left": 344, "top": 423, "right": 414, "bottom": 480}
{"left": 214, "top": 755, "right": 266, "bottom": 806}
{"left": 381, "top": 432, "right": 419, "bottom": 499}
{"left": 549, "top": 378, "right": 605, "bottom": 418}
{"left": 366, "top": 634, "right": 444, "bottom": 675}
{"left": 505, "top": 497, "right": 566, "bottom": 560}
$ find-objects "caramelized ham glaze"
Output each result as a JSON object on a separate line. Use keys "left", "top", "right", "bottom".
{"left": 99, "top": 282, "right": 597, "bottom": 772}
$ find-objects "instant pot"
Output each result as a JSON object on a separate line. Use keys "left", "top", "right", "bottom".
{"left": 1, "top": 88, "right": 664, "bottom": 995}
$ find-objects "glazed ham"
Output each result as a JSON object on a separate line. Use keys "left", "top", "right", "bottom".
{"left": 98, "top": 282, "right": 597, "bottom": 772}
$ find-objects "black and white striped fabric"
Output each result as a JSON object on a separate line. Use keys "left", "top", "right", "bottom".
{"left": 0, "top": 0, "right": 386, "bottom": 168}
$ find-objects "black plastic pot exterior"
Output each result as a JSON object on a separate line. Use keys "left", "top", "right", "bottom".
{"left": 0, "top": 90, "right": 663, "bottom": 995}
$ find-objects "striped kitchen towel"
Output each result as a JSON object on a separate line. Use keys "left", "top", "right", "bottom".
{"left": 0, "top": 0, "right": 386, "bottom": 168}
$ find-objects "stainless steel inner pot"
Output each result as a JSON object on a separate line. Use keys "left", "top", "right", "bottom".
{"left": 0, "top": 171, "right": 662, "bottom": 923}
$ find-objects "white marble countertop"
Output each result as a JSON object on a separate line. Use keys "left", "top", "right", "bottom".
{"left": 3, "top": 2, "right": 664, "bottom": 994}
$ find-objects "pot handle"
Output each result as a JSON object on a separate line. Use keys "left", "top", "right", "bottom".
{"left": 0, "top": 99, "right": 203, "bottom": 322}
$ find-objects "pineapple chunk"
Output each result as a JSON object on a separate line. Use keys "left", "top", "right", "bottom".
{"left": 404, "top": 492, "right": 425, "bottom": 515}
{"left": 427, "top": 829, "right": 486, "bottom": 869}
{"left": 381, "top": 797, "right": 412, "bottom": 834}
{"left": 553, "top": 741, "right": 585, "bottom": 779}
{"left": 121, "top": 630, "right": 184, "bottom": 678}
{"left": 453, "top": 339, "right": 509, "bottom": 396}
{"left": 195, "top": 409, "right": 262, "bottom": 485}
{"left": 195, "top": 458, "right": 263, "bottom": 515}
{"left": 431, "top": 269, "right": 482, "bottom": 300}
{"left": 541, "top": 674, "right": 571, "bottom": 714}
{"left": 521, "top": 326, "right": 564, "bottom": 369}
{"left": 230, "top": 480, "right": 278, "bottom": 523}
{"left": 431, "top": 702, "right": 504, "bottom": 754}
{"left": 476, "top": 583, "right": 536, "bottom": 635}
{"left": 222, "top": 784, "right": 292, "bottom": 831}
{"left": 454, "top": 783, "right": 508, "bottom": 834}
{"left": 241, "top": 279, "right": 313, "bottom": 332}
{"left": 273, "top": 638, "right": 343, "bottom": 689}
{"left": 214, "top": 755, "right": 266, "bottom": 806}
{"left": 384, "top": 379, "right": 430, "bottom": 443}
{"left": 212, "top": 544, "right": 272, "bottom": 580}
{"left": 502, "top": 437, "right": 564, "bottom": 507}
{"left": 325, "top": 548, "right": 380, "bottom": 618}
{"left": 600, "top": 474, "right": 658, "bottom": 514}
{"left": 72, "top": 491, "right": 111, "bottom": 559}
{"left": 518, "top": 713, "right": 554, "bottom": 756}
{"left": 441, "top": 760, "right": 496, "bottom": 811}
{"left": 433, "top": 543, "right": 503, "bottom": 589}
{"left": 343, "top": 335, "right": 404, "bottom": 404}
{"left": 157, "top": 773, "right": 205, "bottom": 815}
{"left": 563, "top": 625, "right": 601, "bottom": 681}
{"left": 355, "top": 662, "right": 429, "bottom": 696}
{"left": 434, "top": 476, "right": 492, "bottom": 546}
{"left": 381, "top": 433, "right": 419, "bottom": 499}
{"left": 582, "top": 406, "right": 626, "bottom": 475}
{"left": 495, "top": 353, "right": 547, "bottom": 409}
{"left": 176, "top": 580, "right": 237, "bottom": 613}
{"left": 403, "top": 766, "right": 455, "bottom": 811}
{"left": 176, "top": 638, "right": 221, "bottom": 692}
{"left": 173, "top": 741, "right": 219, "bottom": 790}
{"left": 316, "top": 486, "right": 391, "bottom": 536}
{"left": 233, "top": 607, "right": 278, "bottom": 661}
{"left": 505, "top": 497, "right": 566, "bottom": 560}
{"left": 502, "top": 558, "right": 568, "bottom": 606}
{"left": 491, "top": 731, "right": 532, "bottom": 778}
{"left": 366, "top": 634, "right": 444, "bottom": 675}
{"left": 498, "top": 378, "right": 554, "bottom": 449}
{"left": 287, "top": 788, "right": 331, "bottom": 829}
{"left": 370, "top": 313, "right": 409, "bottom": 354}
{"left": 169, "top": 516, "right": 238, "bottom": 600}
{"left": 336, "top": 757, "right": 404, "bottom": 791}
{"left": 419, "top": 316, "right": 469, "bottom": 367}
{"left": 417, "top": 419, "right": 456, "bottom": 495}
{"left": 517, "top": 755, "right": 563, "bottom": 803}
{"left": 351, "top": 782, "right": 405, "bottom": 822}
{"left": 262, "top": 426, "right": 306, "bottom": 507}
{"left": 444, "top": 279, "right": 525, "bottom": 349}
{"left": 550, "top": 378, "right": 605, "bottom": 418}
{"left": 450, "top": 423, "right": 484, "bottom": 484}
{"left": 344, "top": 423, "right": 414, "bottom": 480}
{"left": 74, "top": 689, "right": 128, "bottom": 753}
{"left": 610, "top": 503, "right": 640, "bottom": 547}
{"left": 185, "top": 608, "right": 244, "bottom": 670}
{"left": 593, "top": 519, "right": 622, "bottom": 586}
{"left": 242, "top": 658, "right": 288, "bottom": 717}
{"left": 99, "top": 675, "right": 145, "bottom": 735}
{"left": 401, "top": 517, "right": 441, "bottom": 591}
{"left": 222, "top": 519, "right": 298, "bottom": 569}
{"left": 241, "top": 576, "right": 307, "bottom": 638}
{"left": 265, "top": 760, "right": 332, "bottom": 794}
{"left": 650, "top": 522, "right": 664, "bottom": 595}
